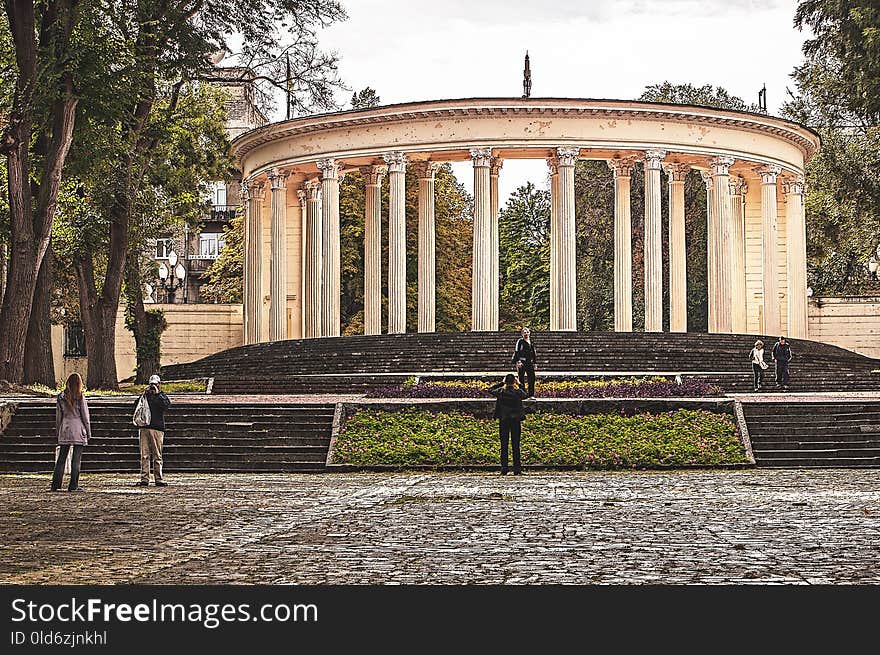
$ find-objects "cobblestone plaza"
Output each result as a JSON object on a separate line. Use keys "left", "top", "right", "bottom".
{"left": 2, "top": 469, "right": 878, "bottom": 585}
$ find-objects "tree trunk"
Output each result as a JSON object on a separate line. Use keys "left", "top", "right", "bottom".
{"left": 124, "top": 250, "right": 159, "bottom": 383}
{"left": 0, "top": 243, "right": 7, "bottom": 307}
{"left": 24, "top": 246, "right": 56, "bottom": 387}
{"left": 76, "top": 256, "right": 121, "bottom": 390}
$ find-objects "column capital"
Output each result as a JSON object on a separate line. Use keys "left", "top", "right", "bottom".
{"left": 662, "top": 162, "right": 690, "bottom": 182}
{"left": 782, "top": 174, "right": 806, "bottom": 196}
{"left": 240, "top": 181, "right": 250, "bottom": 203}
{"left": 699, "top": 169, "right": 713, "bottom": 190}
{"left": 643, "top": 149, "right": 667, "bottom": 170}
{"left": 729, "top": 175, "right": 748, "bottom": 196}
{"left": 412, "top": 161, "right": 441, "bottom": 180}
{"left": 317, "top": 158, "right": 343, "bottom": 180}
{"left": 469, "top": 147, "right": 493, "bottom": 167}
{"left": 708, "top": 155, "right": 736, "bottom": 176}
{"left": 297, "top": 188, "right": 307, "bottom": 206}
{"left": 490, "top": 157, "right": 503, "bottom": 176}
{"left": 607, "top": 157, "right": 637, "bottom": 178}
{"left": 382, "top": 151, "right": 408, "bottom": 173}
{"left": 555, "top": 146, "right": 580, "bottom": 167}
{"left": 304, "top": 178, "right": 322, "bottom": 200}
{"left": 267, "top": 167, "right": 289, "bottom": 190}
{"left": 359, "top": 164, "right": 386, "bottom": 186}
{"left": 755, "top": 164, "right": 782, "bottom": 185}
{"left": 547, "top": 157, "right": 559, "bottom": 175}
{"left": 247, "top": 177, "right": 266, "bottom": 201}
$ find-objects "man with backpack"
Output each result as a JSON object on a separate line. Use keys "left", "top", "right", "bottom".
{"left": 133, "top": 374, "right": 171, "bottom": 487}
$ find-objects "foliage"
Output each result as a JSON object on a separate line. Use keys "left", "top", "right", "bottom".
{"left": 338, "top": 163, "right": 473, "bottom": 334}
{"left": 27, "top": 379, "right": 206, "bottom": 396}
{"left": 332, "top": 407, "right": 748, "bottom": 467}
{"left": 123, "top": 306, "right": 167, "bottom": 380}
{"left": 351, "top": 87, "right": 381, "bottom": 109}
{"left": 498, "top": 182, "right": 550, "bottom": 330}
{"left": 640, "top": 82, "right": 765, "bottom": 113}
{"left": 364, "top": 376, "right": 723, "bottom": 399}
{"left": 201, "top": 211, "right": 244, "bottom": 303}
{"left": 782, "top": 2, "right": 880, "bottom": 293}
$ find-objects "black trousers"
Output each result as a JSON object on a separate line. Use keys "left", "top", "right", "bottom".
{"left": 517, "top": 363, "right": 535, "bottom": 396}
{"left": 752, "top": 364, "right": 765, "bottom": 390}
{"left": 776, "top": 361, "right": 790, "bottom": 387}
{"left": 51, "top": 444, "right": 83, "bottom": 491}
{"left": 499, "top": 418, "right": 522, "bottom": 473}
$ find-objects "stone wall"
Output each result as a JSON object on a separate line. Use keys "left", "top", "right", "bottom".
{"left": 52, "top": 304, "right": 243, "bottom": 384}
{"left": 808, "top": 296, "right": 880, "bottom": 359}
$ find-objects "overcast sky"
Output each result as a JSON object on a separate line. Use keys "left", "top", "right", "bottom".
{"left": 298, "top": 0, "right": 810, "bottom": 206}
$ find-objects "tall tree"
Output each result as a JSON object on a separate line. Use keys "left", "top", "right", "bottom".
{"left": 782, "top": 1, "right": 880, "bottom": 293}
{"left": 350, "top": 87, "right": 380, "bottom": 109}
{"left": 64, "top": 0, "right": 345, "bottom": 389}
{"left": 0, "top": 0, "right": 82, "bottom": 384}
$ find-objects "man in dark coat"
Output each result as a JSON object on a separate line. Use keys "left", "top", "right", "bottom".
{"left": 135, "top": 374, "right": 172, "bottom": 486}
{"left": 771, "top": 336, "right": 793, "bottom": 391}
{"left": 487, "top": 374, "right": 529, "bottom": 475}
{"left": 511, "top": 327, "right": 538, "bottom": 397}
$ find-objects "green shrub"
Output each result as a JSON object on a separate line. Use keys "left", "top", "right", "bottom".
{"left": 333, "top": 407, "right": 748, "bottom": 468}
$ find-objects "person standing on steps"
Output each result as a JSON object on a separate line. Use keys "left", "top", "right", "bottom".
{"left": 487, "top": 374, "right": 529, "bottom": 476}
{"left": 51, "top": 373, "right": 91, "bottom": 492}
{"left": 135, "top": 374, "right": 171, "bottom": 487}
{"left": 511, "top": 326, "right": 538, "bottom": 397}
{"left": 748, "top": 340, "right": 769, "bottom": 392}
{"left": 771, "top": 336, "right": 793, "bottom": 391}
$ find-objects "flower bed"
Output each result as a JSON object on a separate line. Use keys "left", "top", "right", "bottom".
{"left": 332, "top": 407, "right": 748, "bottom": 468}
{"left": 363, "top": 376, "right": 722, "bottom": 399}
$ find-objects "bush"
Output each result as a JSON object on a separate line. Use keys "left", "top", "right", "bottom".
{"left": 364, "top": 376, "right": 722, "bottom": 399}
{"left": 333, "top": 407, "right": 747, "bottom": 468}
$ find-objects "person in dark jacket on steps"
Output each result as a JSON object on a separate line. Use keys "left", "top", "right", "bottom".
{"left": 511, "top": 327, "right": 538, "bottom": 397}
{"left": 771, "top": 336, "right": 793, "bottom": 391}
{"left": 135, "top": 374, "right": 171, "bottom": 487}
{"left": 487, "top": 374, "right": 529, "bottom": 475}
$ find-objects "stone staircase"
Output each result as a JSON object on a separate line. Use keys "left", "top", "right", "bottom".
{"left": 742, "top": 400, "right": 880, "bottom": 467}
{"left": 160, "top": 332, "right": 880, "bottom": 394}
{"left": 0, "top": 400, "right": 336, "bottom": 473}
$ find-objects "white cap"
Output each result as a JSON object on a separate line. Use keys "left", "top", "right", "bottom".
{"left": 148, "top": 374, "right": 161, "bottom": 384}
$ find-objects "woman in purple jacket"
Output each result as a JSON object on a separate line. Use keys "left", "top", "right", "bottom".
{"left": 51, "top": 372, "right": 91, "bottom": 492}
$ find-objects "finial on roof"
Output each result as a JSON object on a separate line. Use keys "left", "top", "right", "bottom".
{"left": 522, "top": 51, "right": 532, "bottom": 99}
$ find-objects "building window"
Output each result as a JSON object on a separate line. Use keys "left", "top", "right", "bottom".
{"left": 198, "top": 233, "right": 225, "bottom": 259}
{"left": 64, "top": 324, "right": 86, "bottom": 357}
{"left": 155, "top": 238, "right": 174, "bottom": 259}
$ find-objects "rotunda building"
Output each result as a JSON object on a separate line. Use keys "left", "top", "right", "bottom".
{"left": 230, "top": 98, "right": 819, "bottom": 343}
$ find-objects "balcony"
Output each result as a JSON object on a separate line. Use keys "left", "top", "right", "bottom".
{"left": 209, "top": 204, "right": 238, "bottom": 222}
{"left": 186, "top": 256, "right": 217, "bottom": 274}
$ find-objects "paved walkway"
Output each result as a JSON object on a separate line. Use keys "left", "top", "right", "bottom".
{"left": 2, "top": 469, "right": 879, "bottom": 584}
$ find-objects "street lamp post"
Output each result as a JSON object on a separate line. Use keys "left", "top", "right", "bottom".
{"left": 157, "top": 249, "right": 187, "bottom": 303}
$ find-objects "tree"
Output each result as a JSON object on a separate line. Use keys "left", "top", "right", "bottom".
{"left": 498, "top": 182, "right": 550, "bottom": 330}
{"left": 0, "top": 0, "right": 83, "bottom": 384}
{"left": 782, "top": 1, "right": 880, "bottom": 293}
{"left": 59, "top": 0, "right": 345, "bottom": 389}
{"left": 351, "top": 87, "right": 380, "bottom": 110}
{"left": 640, "top": 82, "right": 764, "bottom": 113}
{"left": 201, "top": 212, "right": 244, "bottom": 303}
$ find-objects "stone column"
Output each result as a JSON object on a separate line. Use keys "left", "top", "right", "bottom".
{"left": 643, "top": 149, "right": 666, "bottom": 333}
{"left": 384, "top": 152, "right": 408, "bottom": 334}
{"left": 664, "top": 163, "right": 689, "bottom": 332}
{"left": 413, "top": 161, "right": 440, "bottom": 333}
{"left": 297, "top": 188, "right": 308, "bottom": 338}
{"left": 709, "top": 156, "right": 735, "bottom": 333}
{"left": 470, "top": 147, "right": 492, "bottom": 331}
{"left": 317, "top": 158, "right": 342, "bottom": 338}
{"left": 554, "top": 146, "right": 579, "bottom": 331}
{"left": 701, "top": 170, "right": 717, "bottom": 332}
{"left": 548, "top": 158, "right": 559, "bottom": 330}
{"left": 729, "top": 176, "right": 748, "bottom": 333}
{"left": 361, "top": 164, "right": 387, "bottom": 336}
{"left": 240, "top": 182, "right": 252, "bottom": 344}
{"left": 489, "top": 157, "right": 503, "bottom": 331}
{"left": 757, "top": 165, "right": 782, "bottom": 335}
{"left": 247, "top": 179, "right": 266, "bottom": 343}
{"left": 784, "top": 175, "right": 808, "bottom": 339}
{"left": 608, "top": 158, "right": 635, "bottom": 332}
{"left": 303, "top": 179, "right": 322, "bottom": 338}
{"left": 268, "top": 168, "right": 289, "bottom": 342}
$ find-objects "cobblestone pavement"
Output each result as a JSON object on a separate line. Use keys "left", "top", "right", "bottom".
{"left": 1, "top": 469, "right": 879, "bottom": 585}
